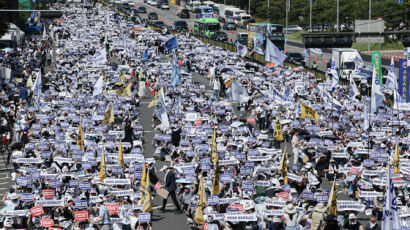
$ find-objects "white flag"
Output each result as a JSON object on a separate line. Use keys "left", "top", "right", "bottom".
{"left": 381, "top": 177, "right": 402, "bottom": 230}
{"left": 349, "top": 75, "right": 360, "bottom": 99}
{"left": 155, "top": 90, "right": 170, "bottom": 130}
{"left": 330, "top": 58, "right": 339, "bottom": 91}
{"left": 94, "top": 48, "right": 107, "bottom": 65}
{"left": 93, "top": 75, "right": 104, "bottom": 97}
{"left": 231, "top": 81, "right": 249, "bottom": 103}
{"left": 236, "top": 42, "right": 247, "bottom": 57}
{"left": 264, "top": 38, "right": 286, "bottom": 66}
{"left": 394, "top": 90, "right": 410, "bottom": 111}
{"left": 371, "top": 66, "right": 385, "bottom": 114}
{"left": 384, "top": 57, "right": 396, "bottom": 93}
{"left": 364, "top": 103, "right": 369, "bottom": 132}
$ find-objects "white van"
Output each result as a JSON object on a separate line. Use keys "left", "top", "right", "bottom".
{"left": 202, "top": 1, "right": 215, "bottom": 7}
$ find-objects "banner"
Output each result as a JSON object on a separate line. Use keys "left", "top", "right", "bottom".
{"left": 138, "top": 213, "right": 151, "bottom": 223}
{"left": 224, "top": 214, "right": 257, "bottom": 222}
{"left": 74, "top": 211, "right": 89, "bottom": 221}
{"left": 105, "top": 203, "right": 119, "bottom": 214}
{"left": 398, "top": 59, "right": 406, "bottom": 100}
{"left": 104, "top": 179, "right": 131, "bottom": 185}
{"left": 40, "top": 219, "right": 54, "bottom": 227}
{"left": 35, "top": 200, "right": 64, "bottom": 207}
{"left": 372, "top": 51, "right": 383, "bottom": 85}
{"left": 31, "top": 206, "right": 45, "bottom": 217}
{"left": 42, "top": 190, "right": 55, "bottom": 199}
{"left": 407, "top": 49, "right": 410, "bottom": 102}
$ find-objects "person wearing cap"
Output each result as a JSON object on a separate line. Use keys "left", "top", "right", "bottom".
{"left": 91, "top": 198, "right": 112, "bottom": 230}
{"left": 364, "top": 216, "right": 380, "bottom": 230}
{"left": 310, "top": 203, "right": 326, "bottom": 230}
{"left": 324, "top": 158, "right": 338, "bottom": 181}
{"left": 160, "top": 166, "right": 182, "bottom": 214}
{"left": 343, "top": 213, "right": 361, "bottom": 230}
{"left": 268, "top": 216, "right": 284, "bottom": 230}
{"left": 283, "top": 202, "right": 301, "bottom": 230}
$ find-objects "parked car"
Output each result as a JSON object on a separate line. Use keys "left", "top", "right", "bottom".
{"left": 138, "top": 6, "right": 147, "bottom": 13}
{"left": 241, "top": 19, "right": 255, "bottom": 29}
{"left": 173, "top": 20, "right": 188, "bottom": 31}
{"left": 153, "top": 20, "right": 166, "bottom": 28}
{"left": 148, "top": 12, "right": 158, "bottom": 20}
{"left": 156, "top": 0, "right": 166, "bottom": 8}
{"left": 223, "top": 22, "right": 236, "bottom": 30}
{"left": 283, "top": 25, "right": 303, "bottom": 34}
{"left": 177, "top": 9, "right": 190, "bottom": 18}
{"left": 210, "top": 31, "right": 228, "bottom": 42}
{"left": 235, "top": 32, "right": 248, "bottom": 46}
{"left": 218, "top": 16, "right": 225, "bottom": 23}
{"left": 286, "top": 52, "right": 305, "bottom": 66}
{"left": 148, "top": 0, "right": 157, "bottom": 6}
{"left": 160, "top": 2, "right": 170, "bottom": 10}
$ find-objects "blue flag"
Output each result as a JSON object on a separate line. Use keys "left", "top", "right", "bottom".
{"left": 142, "top": 48, "right": 149, "bottom": 62}
{"left": 165, "top": 37, "right": 178, "bottom": 51}
{"left": 170, "top": 56, "right": 182, "bottom": 86}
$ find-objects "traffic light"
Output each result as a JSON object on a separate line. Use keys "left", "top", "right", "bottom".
{"left": 304, "top": 36, "right": 353, "bottom": 48}
{"left": 403, "top": 36, "right": 410, "bottom": 47}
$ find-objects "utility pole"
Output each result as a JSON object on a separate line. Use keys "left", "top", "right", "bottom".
{"left": 268, "top": 0, "right": 270, "bottom": 24}
{"left": 249, "top": 0, "right": 251, "bottom": 15}
{"left": 309, "top": 0, "right": 312, "bottom": 31}
{"left": 368, "top": 0, "right": 371, "bottom": 52}
{"left": 285, "top": 0, "right": 289, "bottom": 41}
{"left": 336, "top": 0, "right": 339, "bottom": 32}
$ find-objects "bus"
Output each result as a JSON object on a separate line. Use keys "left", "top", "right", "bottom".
{"left": 194, "top": 6, "right": 213, "bottom": 19}
{"left": 247, "top": 23, "right": 285, "bottom": 52}
{"left": 224, "top": 7, "right": 247, "bottom": 24}
{"left": 193, "top": 18, "right": 220, "bottom": 38}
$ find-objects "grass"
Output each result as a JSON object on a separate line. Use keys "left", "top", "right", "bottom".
{"left": 352, "top": 41, "right": 404, "bottom": 51}
{"left": 285, "top": 31, "right": 404, "bottom": 51}
{"left": 286, "top": 31, "right": 304, "bottom": 41}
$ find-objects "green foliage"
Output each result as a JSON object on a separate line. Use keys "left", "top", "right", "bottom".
{"left": 212, "top": 0, "right": 410, "bottom": 27}
{"left": 0, "top": 0, "right": 8, "bottom": 36}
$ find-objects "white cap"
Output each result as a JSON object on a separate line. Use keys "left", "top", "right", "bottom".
{"left": 349, "top": 213, "right": 356, "bottom": 219}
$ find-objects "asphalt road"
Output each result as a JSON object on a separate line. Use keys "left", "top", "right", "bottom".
{"left": 132, "top": 0, "right": 398, "bottom": 74}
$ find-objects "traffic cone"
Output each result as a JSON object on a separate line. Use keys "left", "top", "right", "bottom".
{"left": 322, "top": 58, "right": 326, "bottom": 65}
{"left": 314, "top": 57, "right": 317, "bottom": 63}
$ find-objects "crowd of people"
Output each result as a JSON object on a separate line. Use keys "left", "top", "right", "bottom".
{"left": 0, "top": 2, "right": 409, "bottom": 230}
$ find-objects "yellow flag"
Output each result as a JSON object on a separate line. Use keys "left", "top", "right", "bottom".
{"left": 138, "top": 68, "right": 143, "bottom": 79}
{"left": 148, "top": 89, "right": 161, "bottom": 108}
{"left": 393, "top": 141, "right": 400, "bottom": 174}
{"left": 26, "top": 75, "right": 33, "bottom": 90}
{"left": 195, "top": 177, "right": 205, "bottom": 224}
{"left": 224, "top": 78, "right": 235, "bottom": 88}
{"left": 118, "top": 140, "right": 124, "bottom": 169}
{"left": 116, "top": 83, "right": 131, "bottom": 97}
{"left": 101, "top": 106, "right": 114, "bottom": 125}
{"left": 99, "top": 149, "right": 106, "bottom": 184}
{"left": 140, "top": 164, "right": 147, "bottom": 204}
{"left": 279, "top": 147, "right": 287, "bottom": 185}
{"left": 211, "top": 128, "right": 218, "bottom": 164}
{"left": 212, "top": 166, "right": 220, "bottom": 195}
{"left": 115, "top": 72, "right": 125, "bottom": 86}
{"left": 300, "top": 103, "right": 319, "bottom": 121}
{"left": 103, "top": 71, "right": 107, "bottom": 83}
{"left": 142, "top": 166, "right": 152, "bottom": 212}
{"left": 327, "top": 179, "right": 337, "bottom": 216}
{"left": 77, "top": 123, "right": 84, "bottom": 150}
{"left": 274, "top": 114, "right": 284, "bottom": 141}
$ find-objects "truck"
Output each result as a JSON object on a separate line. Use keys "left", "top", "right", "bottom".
{"left": 331, "top": 48, "right": 369, "bottom": 81}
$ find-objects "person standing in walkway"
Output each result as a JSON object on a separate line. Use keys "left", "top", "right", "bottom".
{"left": 93, "top": 198, "right": 112, "bottom": 230}
{"left": 160, "top": 166, "right": 182, "bottom": 214}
